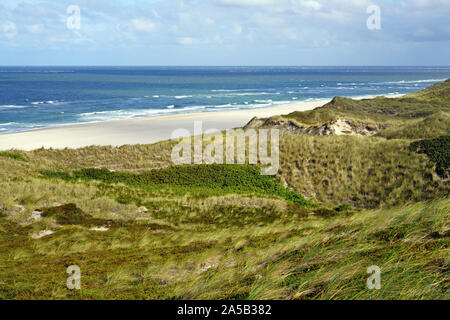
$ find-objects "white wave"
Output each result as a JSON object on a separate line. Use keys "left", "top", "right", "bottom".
{"left": 211, "top": 89, "right": 238, "bottom": 92}
{"left": 407, "top": 78, "right": 446, "bottom": 83}
{"left": 79, "top": 110, "right": 112, "bottom": 116}
{"left": 153, "top": 95, "right": 160, "bottom": 98}
{"left": 0, "top": 122, "right": 17, "bottom": 126}
{"left": 352, "top": 92, "right": 405, "bottom": 100}
{"left": 78, "top": 106, "right": 207, "bottom": 121}
{"left": 246, "top": 103, "right": 272, "bottom": 109}
{"left": 0, "top": 70, "right": 75, "bottom": 73}
{"left": 305, "top": 98, "right": 326, "bottom": 102}
{"left": 227, "top": 92, "right": 257, "bottom": 96}
{"left": 371, "top": 78, "right": 446, "bottom": 85}
{"left": 211, "top": 91, "right": 280, "bottom": 97}
{"left": 272, "top": 100, "right": 293, "bottom": 105}
{"left": 180, "top": 106, "right": 206, "bottom": 112}
{"left": 213, "top": 92, "right": 254, "bottom": 96}
{"left": 210, "top": 89, "right": 265, "bottom": 92}
{"left": 264, "top": 100, "right": 291, "bottom": 106}
{"left": 335, "top": 87, "right": 357, "bottom": 90}
{"left": 175, "top": 95, "right": 193, "bottom": 99}
{"left": 167, "top": 105, "right": 175, "bottom": 109}
{"left": 385, "top": 93, "right": 404, "bottom": 98}
{"left": 0, "top": 105, "right": 28, "bottom": 109}
{"left": 31, "top": 100, "right": 59, "bottom": 105}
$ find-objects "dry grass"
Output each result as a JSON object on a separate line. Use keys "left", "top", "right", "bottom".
{"left": 0, "top": 194, "right": 448, "bottom": 299}
{"left": 278, "top": 134, "right": 448, "bottom": 208}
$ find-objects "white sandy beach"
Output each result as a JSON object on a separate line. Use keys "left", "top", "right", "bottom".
{"left": 0, "top": 100, "right": 329, "bottom": 151}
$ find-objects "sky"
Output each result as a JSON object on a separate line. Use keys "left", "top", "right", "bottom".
{"left": 0, "top": 0, "right": 449, "bottom": 66}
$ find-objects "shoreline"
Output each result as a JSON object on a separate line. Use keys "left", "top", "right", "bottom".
{"left": 0, "top": 99, "right": 331, "bottom": 151}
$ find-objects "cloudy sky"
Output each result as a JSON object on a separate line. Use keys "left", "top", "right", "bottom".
{"left": 0, "top": 0, "right": 449, "bottom": 65}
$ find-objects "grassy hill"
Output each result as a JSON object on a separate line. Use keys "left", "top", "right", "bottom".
{"left": 246, "top": 79, "right": 450, "bottom": 139}
{"left": 0, "top": 81, "right": 448, "bottom": 300}
{"left": 246, "top": 79, "right": 450, "bottom": 207}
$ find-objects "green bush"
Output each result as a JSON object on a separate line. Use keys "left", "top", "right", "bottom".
{"left": 40, "top": 164, "right": 311, "bottom": 206}
{"left": 0, "top": 152, "right": 28, "bottom": 162}
{"left": 38, "top": 170, "right": 75, "bottom": 181}
{"left": 409, "top": 136, "right": 449, "bottom": 177}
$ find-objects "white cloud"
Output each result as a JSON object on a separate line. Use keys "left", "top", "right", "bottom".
{"left": 26, "top": 24, "right": 44, "bottom": 34}
{"left": 0, "top": 21, "right": 16, "bottom": 39}
{"left": 177, "top": 37, "right": 194, "bottom": 45}
{"left": 152, "top": 10, "right": 161, "bottom": 19}
{"left": 297, "top": 0, "right": 322, "bottom": 11}
{"left": 0, "top": 0, "right": 449, "bottom": 64}
{"left": 132, "top": 19, "right": 156, "bottom": 32}
{"left": 408, "top": 0, "right": 450, "bottom": 8}
{"left": 213, "top": 34, "right": 225, "bottom": 44}
{"left": 282, "top": 28, "right": 298, "bottom": 40}
{"left": 233, "top": 23, "right": 243, "bottom": 34}
{"left": 215, "top": 0, "right": 276, "bottom": 6}
{"left": 205, "top": 17, "right": 216, "bottom": 25}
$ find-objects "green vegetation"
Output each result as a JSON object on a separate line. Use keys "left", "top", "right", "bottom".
{"left": 0, "top": 80, "right": 448, "bottom": 300}
{"left": 247, "top": 80, "right": 450, "bottom": 208}
{"left": 407, "top": 78, "right": 450, "bottom": 102}
{"left": 286, "top": 94, "right": 449, "bottom": 126}
{"left": 377, "top": 112, "right": 450, "bottom": 140}
{"left": 0, "top": 196, "right": 448, "bottom": 299}
{"left": 254, "top": 79, "right": 450, "bottom": 141}
{"left": 40, "top": 165, "right": 310, "bottom": 206}
{"left": 410, "top": 136, "right": 450, "bottom": 178}
{"left": 0, "top": 151, "right": 28, "bottom": 162}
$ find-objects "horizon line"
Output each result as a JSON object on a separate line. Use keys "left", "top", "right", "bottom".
{"left": 1, "top": 65, "right": 450, "bottom": 68}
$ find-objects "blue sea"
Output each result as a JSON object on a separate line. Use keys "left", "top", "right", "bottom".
{"left": 0, "top": 66, "right": 449, "bottom": 134}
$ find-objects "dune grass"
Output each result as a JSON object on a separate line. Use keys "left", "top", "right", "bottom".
{"left": 0, "top": 195, "right": 447, "bottom": 300}
{"left": 278, "top": 134, "right": 449, "bottom": 208}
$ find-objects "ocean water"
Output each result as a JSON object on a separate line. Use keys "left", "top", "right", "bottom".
{"left": 0, "top": 66, "right": 449, "bottom": 134}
